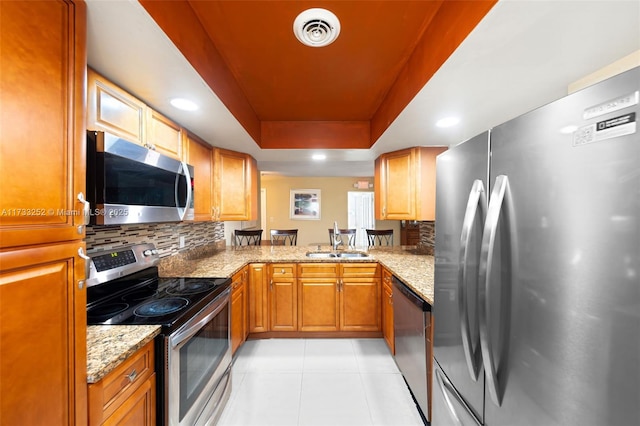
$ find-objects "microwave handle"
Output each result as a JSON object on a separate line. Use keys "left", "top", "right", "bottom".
{"left": 176, "top": 161, "right": 192, "bottom": 220}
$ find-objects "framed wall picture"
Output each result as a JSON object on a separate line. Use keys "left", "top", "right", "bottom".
{"left": 290, "top": 189, "right": 321, "bottom": 220}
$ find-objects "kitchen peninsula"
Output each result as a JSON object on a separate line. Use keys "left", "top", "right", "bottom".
{"left": 85, "top": 244, "right": 433, "bottom": 424}
{"left": 160, "top": 245, "right": 434, "bottom": 304}
{"left": 87, "top": 245, "right": 433, "bottom": 378}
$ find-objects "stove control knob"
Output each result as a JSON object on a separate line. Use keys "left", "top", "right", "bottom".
{"left": 152, "top": 249, "right": 158, "bottom": 255}
{"left": 143, "top": 249, "right": 153, "bottom": 257}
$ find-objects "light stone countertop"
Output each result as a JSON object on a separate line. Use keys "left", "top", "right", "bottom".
{"left": 87, "top": 245, "right": 433, "bottom": 383}
{"left": 160, "top": 245, "right": 434, "bottom": 304}
{"left": 86, "top": 325, "right": 161, "bottom": 383}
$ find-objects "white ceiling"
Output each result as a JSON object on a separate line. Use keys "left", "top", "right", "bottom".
{"left": 86, "top": 0, "right": 640, "bottom": 177}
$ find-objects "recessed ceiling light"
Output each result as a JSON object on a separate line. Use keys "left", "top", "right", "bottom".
{"left": 294, "top": 8, "right": 341, "bottom": 47}
{"left": 170, "top": 98, "right": 198, "bottom": 111}
{"left": 436, "top": 117, "right": 460, "bottom": 128}
{"left": 312, "top": 153, "right": 326, "bottom": 161}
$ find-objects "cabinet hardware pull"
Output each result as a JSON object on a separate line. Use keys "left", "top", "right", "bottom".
{"left": 78, "top": 247, "right": 91, "bottom": 279}
{"left": 270, "top": 279, "right": 273, "bottom": 291}
{"left": 126, "top": 369, "right": 138, "bottom": 382}
{"left": 77, "top": 192, "right": 90, "bottom": 226}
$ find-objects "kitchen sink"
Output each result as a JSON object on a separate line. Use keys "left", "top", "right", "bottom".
{"left": 305, "top": 251, "right": 371, "bottom": 259}
{"left": 305, "top": 251, "right": 338, "bottom": 258}
{"left": 336, "top": 251, "right": 370, "bottom": 258}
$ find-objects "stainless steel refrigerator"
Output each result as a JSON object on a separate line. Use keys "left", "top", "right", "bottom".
{"left": 433, "top": 66, "right": 639, "bottom": 426}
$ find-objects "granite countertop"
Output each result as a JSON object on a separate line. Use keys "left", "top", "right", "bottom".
{"left": 160, "top": 245, "right": 434, "bottom": 304}
{"left": 86, "top": 325, "right": 161, "bottom": 383}
{"left": 87, "top": 245, "right": 433, "bottom": 383}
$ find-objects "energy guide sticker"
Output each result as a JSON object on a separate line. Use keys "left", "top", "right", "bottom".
{"left": 573, "top": 112, "right": 636, "bottom": 146}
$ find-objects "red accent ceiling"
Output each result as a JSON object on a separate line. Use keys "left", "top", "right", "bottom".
{"left": 139, "top": 0, "right": 497, "bottom": 150}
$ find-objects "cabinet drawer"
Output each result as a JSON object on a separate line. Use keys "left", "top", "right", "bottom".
{"left": 341, "top": 263, "right": 379, "bottom": 278}
{"left": 382, "top": 267, "right": 393, "bottom": 288}
{"left": 270, "top": 263, "right": 296, "bottom": 278}
{"left": 231, "top": 269, "right": 245, "bottom": 292}
{"left": 88, "top": 340, "right": 155, "bottom": 425}
{"left": 298, "top": 263, "right": 340, "bottom": 277}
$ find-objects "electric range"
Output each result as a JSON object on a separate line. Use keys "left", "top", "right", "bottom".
{"left": 85, "top": 243, "right": 233, "bottom": 426}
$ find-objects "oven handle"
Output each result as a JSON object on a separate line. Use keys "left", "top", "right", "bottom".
{"left": 170, "top": 288, "right": 230, "bottom": 349}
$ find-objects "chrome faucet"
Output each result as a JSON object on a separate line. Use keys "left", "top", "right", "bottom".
{"left": 333, "top": 221, "right": 343, "bottom": 250}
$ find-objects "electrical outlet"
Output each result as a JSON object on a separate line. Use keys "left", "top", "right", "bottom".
{"left": 179, "top": 236, "right": 186, "bottom": 248}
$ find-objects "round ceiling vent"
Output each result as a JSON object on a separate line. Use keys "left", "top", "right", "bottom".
{"left": 293, "top": 8, "right": 341, "bottom": 47}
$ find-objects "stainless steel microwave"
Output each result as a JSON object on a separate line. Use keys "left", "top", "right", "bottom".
{"left": 86, "top": 131, "right": 194, "bottom": 225}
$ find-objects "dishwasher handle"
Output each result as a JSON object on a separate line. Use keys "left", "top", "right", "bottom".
{"left": 392, "top": 276, "right": 430, "bottom": 312}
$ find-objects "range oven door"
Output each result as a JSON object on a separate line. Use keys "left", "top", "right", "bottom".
{"left": 163, "top": 288, "right": 231, "bottom": 426}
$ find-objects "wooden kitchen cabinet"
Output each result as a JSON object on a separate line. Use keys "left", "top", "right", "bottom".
{"left": 0, "top": 1, "right": 88, "bottom": 425}
{"left": 298, "top": 263, "right": 380, "bottom": 332}
{"left": 340, "top": 263, "right": 380, "bottom": 331}
{"left": 0, "top": 241, "right": 87, "bottom": 425}
{"left": 231, "top": 267, "right": 249, "bottom": 354}
{"left": 0, "top": 0, "right": 88, "bottom": 249}
{"left": 146, "top": 108, "right": 184, "bottom": 160}
{"left": 381, "top": 267, "right": 395, "bottom": 354}
{"left": 400, "top": 221, "right": 421, "bottom": 246}
{"left": 426, "top": 310, "right": 434, "bottom": 421}
{"left": 298, "top": 263, "right": 340, "bottom": 331}
{"left": 185, "top": 132, "right": 213, "bottom": 221}
{"left": 88, "top": 340, "right": 156, "bottom": 426}
{"left": 212, "top": 148, "right": 258, "bottom": 221}
{"left": 247, "top": 263, "right": 297, "bottom": 333}
{"left": 87, "top": 68, "right": 147, "bottom": 146}
{"left": 269, "top": 264, "right": 297, "bottom": 331}
{"left": 374, "top": 147, "right": 447, "bottom": 221}
{"left": 87, "top": 69, "right": 184, "bottom": 160}
{"left": 248, "top": 263, "right": 269, "bottom": 333}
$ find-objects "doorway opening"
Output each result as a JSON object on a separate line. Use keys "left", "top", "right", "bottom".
{"left": 347, "top": 191, "right": 374, "bottom": 247}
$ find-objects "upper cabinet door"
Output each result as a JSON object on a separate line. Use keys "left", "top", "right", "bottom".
{"left": 88, "top": 69, "right": 185, "bottom": 160}
{"left": 87, "top": 68, "right": 147, "bottom": 145}
{"left": 0, "top": 0, "right": 87, "bottom": 248}
{"left": 375, "top": 147, "right": 447, "bottom": 221}
{"left": 378, "top": 148, "right": 416, "bottom": 219}
{"left": 185, "top": 132, "right": 213, "bottom": 221}
{"left": 146, "top": 109, "right": 183, "bottom": 160}
{"left": 212, "top": 148, "right": 258, "bottom": 221}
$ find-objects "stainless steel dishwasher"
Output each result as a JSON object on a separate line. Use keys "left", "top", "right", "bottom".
{"left": 393, "top": 276, "right": 431, "bottom": 423}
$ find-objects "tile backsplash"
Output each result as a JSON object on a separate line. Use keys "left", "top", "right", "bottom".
{"left": 85, "top": 221, "right": 225, "bottom": 257}
{"left": 418, "top": 221, "right": 435, "bottom": 247}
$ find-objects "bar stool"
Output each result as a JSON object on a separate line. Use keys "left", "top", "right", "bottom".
{"left": 234, "top": 229, "right": 263, "bottom": 246}
{"left": 270, "top": 229, "right": 298, "bottom": 246}
{"left": 366, "top": 229, "right": 394, "bottom": 246}
{"left": 328, "top": 228, "right": 357, "bottom": 247}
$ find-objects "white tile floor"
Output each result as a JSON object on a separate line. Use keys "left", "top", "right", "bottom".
{"left": 217, "top": 338, "right": 426, "bottom": 426}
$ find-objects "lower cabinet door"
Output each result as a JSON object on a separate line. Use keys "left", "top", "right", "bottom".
{"left": 103, "top": 374, "right": 156, "bottom": 426}
{"left": 0, "top": 241, "right": 86, "bottom": 425}
{"left": 341, "top": 278, "right": 380, "bottom": 331}
{"left": 248, "top": 264, "right": 268, "bottom": 333}
{"left": 270, "top": 277, "right": 297, "bottom": 331}
{"left": 88, "top": 340, "right": 155, "bottom": 425}
{"left": 231, "top": 278, "right": 246, "bottom": 354}
{"left": 382, "top": 281, "right": 395, "bottom": 354}
{"left": 298, "top": 277, "right": 339, "bottom": 331}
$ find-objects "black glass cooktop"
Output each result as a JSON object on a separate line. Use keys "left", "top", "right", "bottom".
{"left": 87, "top": 267, "right": 230, "bottom": 330}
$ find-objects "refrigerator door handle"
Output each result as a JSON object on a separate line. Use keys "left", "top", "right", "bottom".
{"left": 435, "top": 367, "right": 481, "bottom": 426}
{"left": 479, "top": 174, "right": 515, "bottom": 407}
{"left": 458, "top": 179, "right": 486, "bottom": 381}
